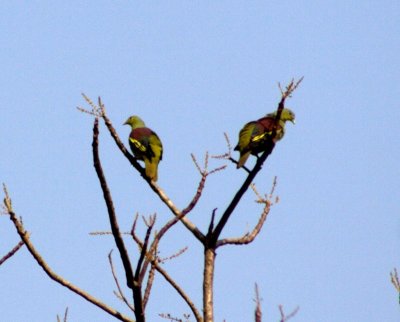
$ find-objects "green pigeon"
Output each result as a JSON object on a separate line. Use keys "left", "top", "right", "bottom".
{"left": 234, "top": 108, "right": 295, "bottom": 168}
{"left": 124, "top": 116, "right": 163, "bottom": 181}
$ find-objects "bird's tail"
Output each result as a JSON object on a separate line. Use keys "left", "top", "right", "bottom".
{"left": 236, "top": 151, "right": 251, "bottom": 169}
{"left": 144, "top": 158, "right": 158, "bottom": 181}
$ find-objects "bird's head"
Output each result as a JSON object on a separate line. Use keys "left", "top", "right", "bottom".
{"left": 267, "top": 108, "right": 296, "bottom": 124}
{"left": 280, "top": 108, "right": 296, "bottom": 124}
{"left": 123, "top": 115, "right": 146, "bottom": 129}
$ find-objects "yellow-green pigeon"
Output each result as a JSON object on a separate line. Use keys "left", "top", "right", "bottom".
{"left": 234, "top": 108, "right": 295, "bottom": 168}
{"left": 124, "top": 116, "right": 163, "bottom": 181}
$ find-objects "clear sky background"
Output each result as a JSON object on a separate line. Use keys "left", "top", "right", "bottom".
{"left": 1, "top": 2, "right": 399, "bottom": 321}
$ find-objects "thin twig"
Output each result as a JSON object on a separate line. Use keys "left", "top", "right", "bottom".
{"left": 131, "top": 214, "right": 144, "bottom": 248}
{"left": 183, "top": 152, "right": 225, "bottom": 216}
{"left": 132, "top": 215, "right": 155, "bottom": 321}
{"left": 211, "top": 133, "right": 251, "bottom": 173}
{"left": 77, "top": 93, "right": 104, "bottom": 117}
{"left": 89, "top": 231, "right": 132, "bottom": 236}
{"left": 254, "top": 284, "right": 262, "bottom": 322}
{"left": 159, "top": 313, "right": 191, "bottom": 322}
{"left": 108, "top": 251, "right": 135, "bottom": 312}
{"left": 136, "top": 218, "right": 155, "bottom": 284}
{"left": 0, "top": 240, "right": 24, "bottom": 266}
{"left": 390, "top": 268, "right": 400, "bottom": 304}
{"left": 182, "top": 174, "right": 207, "bottom": 216}
{"left": 207, "top": 209, "right": 217, "bottom": 238}
{"left": 155, "top": 262, "right": 203, "bottom": 322}
{"left": 63, "top": 307, "right": 69, "bottom": 322}
{"left": 216, "top": 201, "right": 271, "bottom": 247}
{"left": 56, "top": 307, "right": 68, "bottom": 322}
{"left": 143, "top": 264, "right": 156, "bottom": 309}
{"left": 158, "top": 247, "right": 188, "bottom": 264}
{"left": 216, "top": 180, "right": 276, "bottom": 247}
{"left": 279, "top": 305, "right": 299, "bottom": 322}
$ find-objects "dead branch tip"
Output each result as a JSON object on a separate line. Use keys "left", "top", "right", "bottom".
{"left": 254, "top": 283, "right": 262, "bottom": 322}
{"left": 279, "top": 305, "right": 299, "bottom": 322}
{"left": 77, "top": 93, "right": 105, "bottom": 117}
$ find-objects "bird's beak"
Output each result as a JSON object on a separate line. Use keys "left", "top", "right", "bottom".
{"left": 123, "top": 120, "right": 128, "bottom": 125}
{"left": 291, "top": 119, "right": 296, "bottom": 125}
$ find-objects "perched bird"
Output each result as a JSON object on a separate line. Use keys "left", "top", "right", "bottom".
{"left": 234, "top": 108, "right": 295, "bottom": 168}
{"left": 124, "top": 116, "right": 163, "bottom": 181}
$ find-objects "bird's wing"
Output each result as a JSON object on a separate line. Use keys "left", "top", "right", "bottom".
{"left": 130, "top": 127, "right": 155, "bottom": 158}
{"left": 148, "top": 131, "right": 163, "bottom": 161}
{"left": 236, "top": 121, "right": 260, "bottom": 151}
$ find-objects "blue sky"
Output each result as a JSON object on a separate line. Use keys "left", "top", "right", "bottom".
{"left": 1, "top": 1, "right": 399, "bottom": 321}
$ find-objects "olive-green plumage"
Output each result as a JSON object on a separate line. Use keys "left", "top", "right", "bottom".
{"left": 124, "top": 116, "right": 163, "bottom": 181}
{"left": 234, "top": 108, "right": 295, "bottom": 168}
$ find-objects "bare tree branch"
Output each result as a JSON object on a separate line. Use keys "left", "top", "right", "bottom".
{"left": 124, "top": 150, "right": 222, "bottom": 321}
{"left": 143, "top": 264, "right": 156, "bottom": 309}
{"left": 216, "top": 179, "right": 277, "bottom": 248}
{"left": 390, "top": 268, "right": 400, "bottom": 304}
{"left": 155, "top": 262, "right": 203, "bottom": 322}
{"left": 203, "top": 248, "right": 215, "bottom": 322}
{"left": 210, "top": 143, "right": 274, "bottom": 245}
{"left": 135, "top": 215, "right": 155, "bottom": 284}
{"left": 181, "top": 173, "right": 206, "bottom": 216}
{"left": 130, "top": 216, "right": 201, "bottom": 321}
{"left": 108, "top": 250, "right": 135, "bottom": 312}
{"left": 131, "top": 215, "right": 156, "bottom": 322}
{"left": 92, "top": 118, "right": 135, "bottom": 290}
{"left": 0, "top": 239, "right": 24, "bottom": 266}
{"left": 201, "top": 79, "right": 302, "bottom": 322}
{"left": 279, "top": 305, "right": 299, "bottom": 322}
{"left": 212, "top": 132, "right": 251, "bottom": 173}
{"left": 254, "top": 284, "right": 262, "bottom": 322}
{"left": 158, "top": 247, "right": 188, "bottom": 264}
{"left": 207, "top": 209, "right": 217, "bottom": 238}
{"left": 78, "top": 79, "right": 302, "bottom": 322}
{"left": 159, "top": 313, "right": 191, "bottom": 322}
{"left": 56, "top": 307, "right": 69, "bottom": 322}
{"left": 139, "top": 151, "right": 226, "bottom": 263}
{"left": 2, "top": 185, "right": 134, "bottom": 322}
{"left": 216, "top": 201, "right": 271, "bottom": 248}
{"left": 131, "top": 215, "right": 144, "bottom": 250}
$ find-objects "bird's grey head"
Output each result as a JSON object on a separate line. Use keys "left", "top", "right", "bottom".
{"left": 123, "top": 115, "right": 146, "bottom": 128}
{"left": 267, "top": 108, "right": 296, "bottom": 124}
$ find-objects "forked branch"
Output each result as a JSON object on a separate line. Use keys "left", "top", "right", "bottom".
{"left": 216, "top": 179, "right": 277, "bottom": 248}
{"left": 390, "top": 268, "right": 400, "bottom": 304}
{"left": 279, "top": 305, "right": 299, "bottom": 322}
{"left": 130, "top": 216, "right": 202, "bottom": 322}
{"left": 212, "top": 132, "right": 251, "bottom": 173}
{"left": 56, "top": 307, "right": 69, "bottom": 322}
